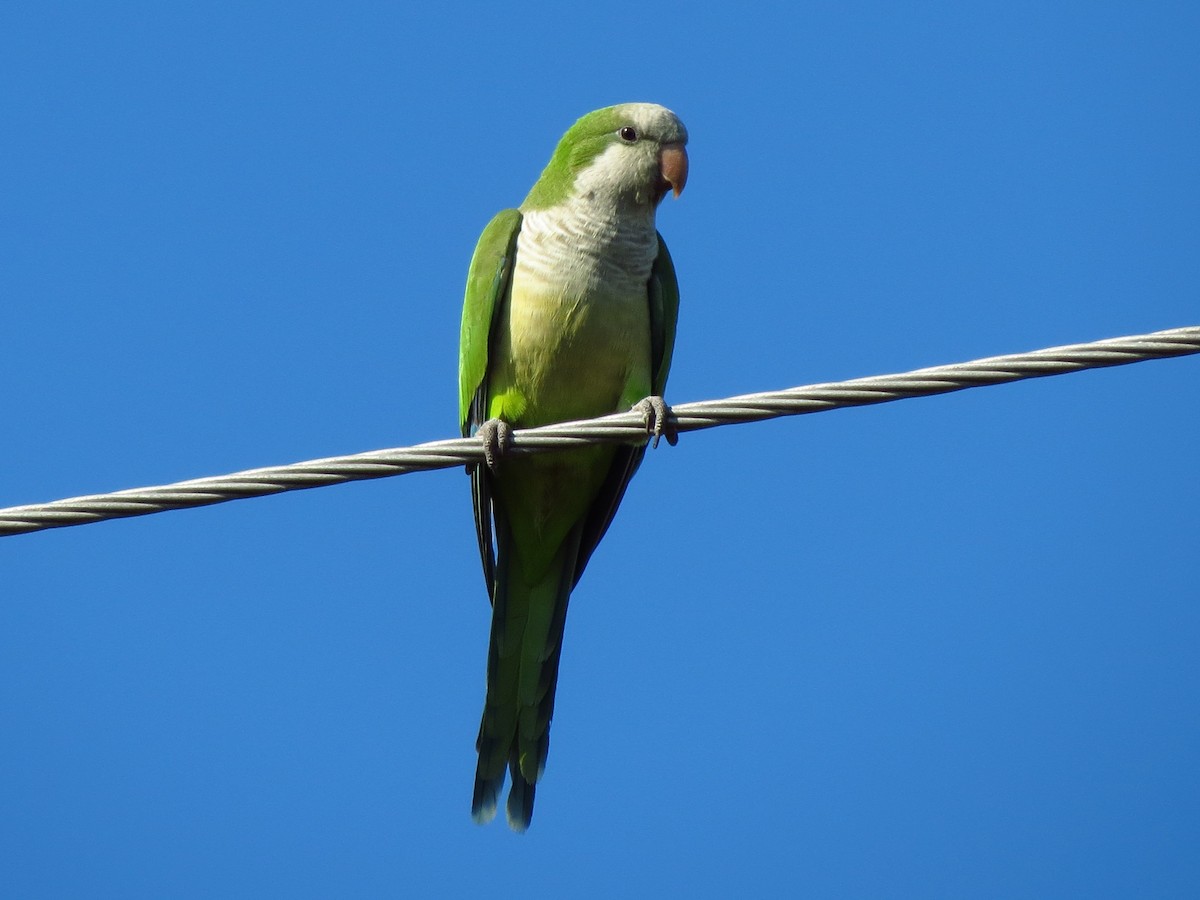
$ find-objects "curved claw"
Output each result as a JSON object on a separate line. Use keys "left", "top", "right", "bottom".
{"left": 478, "top": 418, "right": 513, "bottom": 473}
{"left": 634, "top": 396, "right": 678, "bottom": 449}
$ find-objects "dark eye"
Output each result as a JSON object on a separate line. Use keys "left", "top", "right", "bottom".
{"left": 618, "top": 125, "right": 638, "bottom": 142}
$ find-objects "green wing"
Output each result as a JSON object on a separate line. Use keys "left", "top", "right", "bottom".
{"left": 648, "top": 233, "right": 680, "bottom": 396}
{"left": 571, "top": 232, "right": 680, "bottom": 582}
{"left": 459, "top": 208, "right": 523, "bottom": 436}
{"left": 459, "top": 208, "right": 522, "bottom": 597}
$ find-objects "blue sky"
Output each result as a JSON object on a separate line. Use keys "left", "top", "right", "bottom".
{"left": 3, "top": 2, "right": 1198, "bottom": 896}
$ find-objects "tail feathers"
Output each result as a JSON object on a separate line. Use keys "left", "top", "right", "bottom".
{"left": 505, "top": 748, "right": 535, "bottom": 831}
{"left": 472, "top": 704, "right": 549, "bottom": 830}
{"left": 471, "top": 731, "right": 539, "bottom": 830}
{"left": 471, "top": 513, "right": 514, "bottom": 826}
{"left": 471, "top": 771, "right": 502, "bottom": 825}
{"left": 471, "top": 715, "right": 508, "bottom": 824}
{"left": 471, "top": 523, "right": 582, "bottom": 831}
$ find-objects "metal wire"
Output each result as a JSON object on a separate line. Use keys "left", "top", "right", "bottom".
{"left": 2, "top": 325, "right": 1197, "bottom": 537}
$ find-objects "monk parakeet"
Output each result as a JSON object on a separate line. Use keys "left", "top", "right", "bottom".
{"left": 458, "top": 103, "right": 688, "bottom": 830}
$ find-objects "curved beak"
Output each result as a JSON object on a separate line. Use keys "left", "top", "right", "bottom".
{"left": 659, "top": 142, "right": 689, "bottom": 199}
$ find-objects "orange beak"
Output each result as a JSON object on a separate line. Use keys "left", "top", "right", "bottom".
{"left": 659, "top": 142, "right": 689, "bottom": 198}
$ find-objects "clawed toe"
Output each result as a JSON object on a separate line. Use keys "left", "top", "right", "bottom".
{"left": 478, "top": 418, "right": 513, "bottom": 473}
{"left": 634, "top": 396, "right": 678, "bottom": 449}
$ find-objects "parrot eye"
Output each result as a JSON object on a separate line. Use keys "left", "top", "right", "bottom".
{"left": 618, "top": 126, "right": 639, "bottom": 143}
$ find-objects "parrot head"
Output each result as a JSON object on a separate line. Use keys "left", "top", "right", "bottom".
{"left": 522, "top": 103, "right": 688, "bottom": 211}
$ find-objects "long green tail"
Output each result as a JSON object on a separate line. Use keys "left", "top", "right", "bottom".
{"left": 471, "top": 519, "right": 583, "bottom": 831}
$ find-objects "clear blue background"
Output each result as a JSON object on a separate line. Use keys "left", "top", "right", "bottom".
{"left": 3, "top": 2, "right": 1198, "bottom": 896}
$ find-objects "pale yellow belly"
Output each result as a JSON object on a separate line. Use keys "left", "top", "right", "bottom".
{"left": 489, "top": 282, "right": 652, "bottom": 428}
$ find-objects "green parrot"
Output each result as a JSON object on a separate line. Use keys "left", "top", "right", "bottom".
{"left": 458, "top": 103, "right": 688, "bottom": 830}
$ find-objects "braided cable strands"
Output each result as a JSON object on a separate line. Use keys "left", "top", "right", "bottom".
{"left": 1, "top": 325, "right": 1196, "bottom": 537}
{"left": 670, "top": 326, "right": 1200, "bottom": 429}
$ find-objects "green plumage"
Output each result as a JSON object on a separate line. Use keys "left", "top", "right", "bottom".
{"left": 458, "top": 103, "right": 686, "bottom": 830}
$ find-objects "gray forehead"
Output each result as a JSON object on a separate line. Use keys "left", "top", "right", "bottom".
{"left": 620, "top": 103, "right": 688, "bottom": 143}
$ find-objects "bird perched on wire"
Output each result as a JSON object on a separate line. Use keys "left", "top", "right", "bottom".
{"left": 458, "top": 102, "right": 688, "bottom": 830}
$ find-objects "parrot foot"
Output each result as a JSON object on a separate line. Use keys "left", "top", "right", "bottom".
{"left": 634, "top": 396, "right": 678, "bottom": 449}
{"left": 477, "top": 418, "right": 513, "bottom": 473}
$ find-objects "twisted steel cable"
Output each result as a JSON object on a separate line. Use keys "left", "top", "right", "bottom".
{"left": 2, "top": 325, "right": 1197, "bottom": 537}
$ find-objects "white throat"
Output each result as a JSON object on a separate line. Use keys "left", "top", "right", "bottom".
{"left": 515, "top": 186, "right": 659, "bottom": 298}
